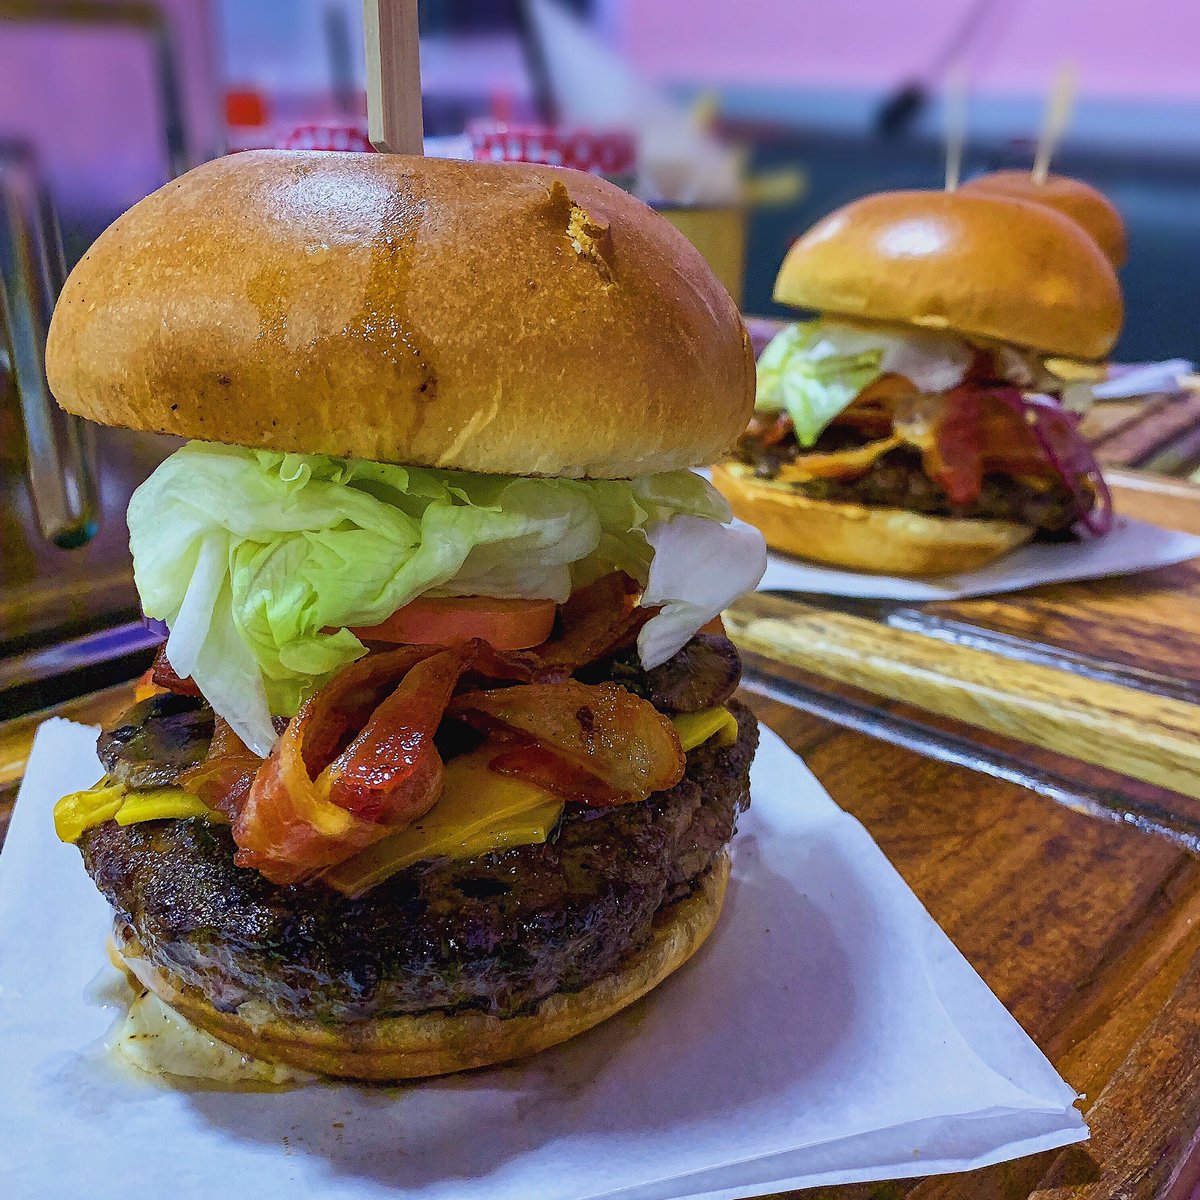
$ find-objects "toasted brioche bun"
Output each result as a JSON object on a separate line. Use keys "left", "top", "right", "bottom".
{"left": 114, "top": 853, "right": 729, "bottom": 1082}
{"left": 711, "top": 463, "right": 1031, "bottom": 575}
{"left": 47, "top": 151, "right": 753, "bottom": 479}
{"left": 773, "top": 189, "right": 1121, "bottom": 361}
{"left": 961, "top": 171, "right": 1127, "bottom": 267}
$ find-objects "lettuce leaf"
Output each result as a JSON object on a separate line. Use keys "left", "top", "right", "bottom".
{"left": 755, "top": 320, "right": 973, "bottom": 446}
{"left": 128, "top": 442, "right": 754, "bottom": 755}
{"left": 755, "top": 322, "right": 883, "bottom": 447}
{"left": 639, "top": 517, "right": 767, "bottom": 670}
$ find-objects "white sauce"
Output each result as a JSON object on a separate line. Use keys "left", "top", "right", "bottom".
{"left": 112, "top": 989, "right": 311, "bottom": 1087}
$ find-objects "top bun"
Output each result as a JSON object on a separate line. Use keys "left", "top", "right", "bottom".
{"left": 47, "top": 151, "right": 753, "bottom": 479}
{"left": 773, "top": 189, "right": 1122, "bottom": 360}
{"left": 960, "top": 170, "right": 1127, "bottom": 267}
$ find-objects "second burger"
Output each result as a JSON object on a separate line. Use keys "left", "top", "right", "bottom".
{"left": 714, "top": 189, "right": 1122, "bottom": 576}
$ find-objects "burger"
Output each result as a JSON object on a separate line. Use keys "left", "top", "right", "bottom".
{"left": 45, "top": 151, "right": 767, "bottom": 1080}
{"left": 961, "top": 170, "right": 1128, "bottom": 268}
{"left": 711, "top": 188, "right": 1123, "bottom": 576}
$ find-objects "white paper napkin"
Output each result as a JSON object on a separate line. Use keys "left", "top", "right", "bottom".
{"left": 757, "top": 514, "right": 1200, "bottom": 601}
{"left": 0, "top": 719, "right": 1086, "bottom": 1200}
{"left": 1094, "top": 359, "right": 1194, "bottom": 400}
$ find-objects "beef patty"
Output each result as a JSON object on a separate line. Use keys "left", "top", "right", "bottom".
{"left": 738, "top": 434, "right": 1085, "bottom": 533}
{"left": 81, "top": 701, "right": 757, "bottom": 1025}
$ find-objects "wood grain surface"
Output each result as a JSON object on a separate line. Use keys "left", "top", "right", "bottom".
{"left": 727, "top": 580, "right": 1200, "bottom": 801}
{"left": 727, "top": 474, "right": 1200, "bottom": 807}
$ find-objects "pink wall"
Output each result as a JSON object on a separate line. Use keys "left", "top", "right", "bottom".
{"left": 616, "top": 0, "right": 1200, "bottom": 100}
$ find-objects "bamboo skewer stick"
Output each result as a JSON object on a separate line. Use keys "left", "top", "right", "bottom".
{"left": 1032, "top": 64, "right": 1077, "bottom": 185}
{"left": 363, "top": 0, "right": 424, "bottom": 155}
{"left": 943, "top": 65, "right": 969, "bottom": 192}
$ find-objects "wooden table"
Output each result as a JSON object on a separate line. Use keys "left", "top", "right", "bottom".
{"left": 2, "top": 472, "right": 1200, "bottom": 1200}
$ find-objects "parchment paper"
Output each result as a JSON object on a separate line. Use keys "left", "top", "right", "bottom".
{"left": 0, "top": 719, "right": 1087, "bottom": 1200}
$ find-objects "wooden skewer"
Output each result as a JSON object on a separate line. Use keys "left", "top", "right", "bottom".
{"left": 363, "top": 0, "right": 424, "bottom": 155}
{"left": 1032, "top": 63, "right": 1076, "bottom": 185}
{"left": 943, "top": 64, "right": 969, "bottom": 192}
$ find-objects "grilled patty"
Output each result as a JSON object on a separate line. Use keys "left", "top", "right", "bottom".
{"left": 737, "top": 421, "right": 1086, "bottom": 533}
{"left": 81, "top": 701, "right": 756, "bottom": 1024}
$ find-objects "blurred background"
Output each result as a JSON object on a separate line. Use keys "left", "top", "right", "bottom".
{"left": 3, "top": 0, "right": 1200, "bottom": 699}
{"left": 5, "top": 0, "right": 1199, "bottom": 352}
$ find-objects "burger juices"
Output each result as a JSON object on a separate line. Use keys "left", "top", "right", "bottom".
{"left": 45, "top": 151, "right": 767, "bottom": 1080}
{"left": 712, "top": 189, "right": 1124, "bottom": 576}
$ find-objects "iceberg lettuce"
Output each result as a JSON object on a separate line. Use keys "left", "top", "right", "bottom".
{"left": 128, "top": 442, "right": 762, "bottom": 755}
{"left": 755, "top": 320, "right": 973, "bottom": 446}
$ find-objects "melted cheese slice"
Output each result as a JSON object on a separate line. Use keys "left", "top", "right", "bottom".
{"left": 775, "top": 435, "right": 903, "bottom": 483}
{"left": 323, "top": 706, "right": 739, "bottom": 896}
{"left": 321, "top": 751, "right": 565, "bottom": 896}
{"left": 54, "top": 781, "right": 223, "bottom": 844}
{"left": 673, "top": 705, "right": 739, "bottom": 752}
{"left": 1043, "top": 358, "right": 1108, "bottom": 384}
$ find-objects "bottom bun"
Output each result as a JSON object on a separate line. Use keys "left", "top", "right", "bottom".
{"left": 712, "top": 462, "right": 1032, "bottom": 576}
{"left": 116, "top": 852, "right": 731, "bottom": 1082}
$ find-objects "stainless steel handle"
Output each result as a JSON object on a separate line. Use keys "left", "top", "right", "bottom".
{"left": 0, "top": 1, "right": 194, "bottom": 554}
{"left": 0, "top": 155, "right": 99, "bottom": 549}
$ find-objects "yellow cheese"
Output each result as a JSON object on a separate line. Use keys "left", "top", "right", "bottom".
{"left": 323, "top": 707, "right": 738, "bottom": 895}
{"left": 54, "top": 780, "right": 225, "bottom": 844}
{"left": 322, "top": 753, "right": 565, "bottom": 896}
{"left": 1043, "top": 357, "right": 1108, "bottom": 383}
{"left": 54, "top": 781, "right": 126, "bottom": 843}
{"left": 115, "top": 788, "right": 227, "bottom": 827}
{"left": 672, "top": 706, "right": 739, "bottom": 752}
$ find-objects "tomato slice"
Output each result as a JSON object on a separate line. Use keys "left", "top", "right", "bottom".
{"left": 351, "top": 596, "right": 558, "bottom": 651}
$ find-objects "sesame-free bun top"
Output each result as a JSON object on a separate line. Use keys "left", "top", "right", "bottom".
{"left": 773, "top": 189, "right": 1122, "bottom": 360}
{"left": 46, "top": 151, "right": 754, "bottom": 478}
{"left": 960, "top": 170, "right": 1128, "bottom": 267}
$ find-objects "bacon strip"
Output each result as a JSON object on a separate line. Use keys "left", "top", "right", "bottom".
{"left": 913, "top": 386, "right": 1107, "bottom": 529}
{"left": 830, "top": 374, "right": 917, "bottom": 439}
{"left": 531, "top": 571, "right": 653, "bottom": 676}
{"left": 231, "top": 640, "right": 532, "bottom": 884}
{"left": 150, "top": 646, "right": 202, "bottom": 698}
{"left": 450, "top": 680, "right": 686, "bottom": 806}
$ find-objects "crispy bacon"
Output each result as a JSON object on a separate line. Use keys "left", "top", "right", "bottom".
{"left": 450, "top": 680, "right": 686, "bottom": 806}
{"left": 745, "top": 410, "right": 794, "bottom": 448}
{"left": 232, "top": 733, "right": 383, "bottom": 885}
{"left": 829, "top": 374, "right": 917, "bottom": 439}
{"left": 911, "top": 388, "right": 1042, "bottom": 504}
{"left": 177, "top": 715, "right": 262, "bottom": 821}
{"left": 189, "top": 573, "right": 679, "bottom": 885}
{"left": 232, "top": 640, "right": 534, "bottom": 883}
{"left": 484, "top": 745, "right": 625, "bottom": 806}
{"left": 531, "top": 571, "right": 654, "bottom": 675}
{"left": 912, "top": 387, "right": 1108, "bottom": 530}
{"left": 150, "top": 646, "right": 202, "bottom": 698}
